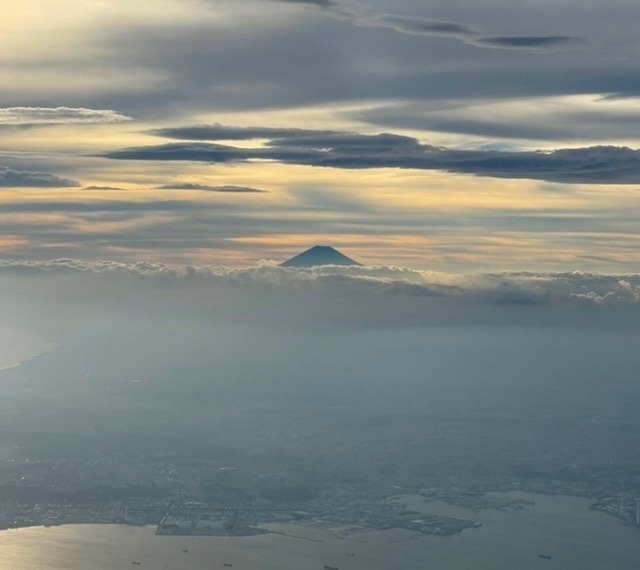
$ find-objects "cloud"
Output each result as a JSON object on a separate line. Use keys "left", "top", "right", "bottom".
{"left": 0, "top": 166, "right": 80, "bottom": 188}
{"left": 430, "top": 145, "right": 640, "bottom": 184}
{"left": 155, "top": 183, "right": 267, "bottom": 193}
{"left": 3, "top": 189, "right": 637, "bottom": 270}
{"left": 470, "top": 36, "right": 586, "bottom": 51}
{"left": 42, "top": 3, "right": 610, "bottom": 120}
{"left": 355, "top": 14, "right": 477, "bottom": 38}
{"left": 0, "top": 199, "right": 195, "bottom": 213}
{"left": 347, "top": 95, "right": 640, "bottom": 143}
{"left": 257, "top": 0, "right": 584, "bottom": 51}
{"left": 267, "top": 0, "right": 336, "bottom": 6}
{"left": 0, "top": 107, "right": 132, "bottom": 126}
{"left": 149, "top": 125, "right": 339, "bottom": 141}
{"left": 83, "top": 185, "right": 126, "bottom": 191}
{"left": 106, "top": 126, "right": 640, "bottom": 185}
{"left": 0, "top": 260, "right": 639, "bottom": 340}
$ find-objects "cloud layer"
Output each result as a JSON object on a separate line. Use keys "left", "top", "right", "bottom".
{"left": 107, "top": 126, "right": 640, "bottom": 184}
{"left": 0, "top": 166, "right": 80, "bottom": 188}
{"left": 263, "top": 0, "right": 585, "bottom": 51}
{"left": 2, "top": 258, "right": 640, "bottom": 307}
{"left": 1, "top": 259, "right": 639, "bottom": 340}
{"left": 470, "top": 36, "right": 585, "bottom": 50}
{"left": 348, "top": 95, "right": 640, "bottom": 143}
{"left": 1, "top": 0, "right": 640, "bottom": 269}
{"left": 0, "top": 107, "right": 132, "bottom": 126}
{"left": 155, "top": 183, "right": 267, "bottom": 193}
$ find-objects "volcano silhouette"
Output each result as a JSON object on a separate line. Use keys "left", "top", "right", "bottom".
{"left": 280, "top": 245, "right": 361, "bottom": 268}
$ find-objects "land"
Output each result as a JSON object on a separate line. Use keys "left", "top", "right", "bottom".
{"left": 1, "top": 410, "right": 638, "bottom": 536}
{"left": 1, "top": 326, "right": 639, "bottom": 536}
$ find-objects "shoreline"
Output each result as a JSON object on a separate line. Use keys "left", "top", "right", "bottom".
{"left": 0, "top": 490, "right": 621, "bottom": 535}
{"left": 1, "top": 494, "right": 639, "bottom": 570}
{"left": 0, "top": 342, "right": 58, "bottom": 374}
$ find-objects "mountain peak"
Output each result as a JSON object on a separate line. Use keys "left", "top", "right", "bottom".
{"left": 280, "top": 245, "right": 361, "bottom": 268}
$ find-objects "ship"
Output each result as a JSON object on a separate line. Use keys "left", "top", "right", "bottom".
{"left": 539, "top": 554, "right": 552, "bottom": 560}
{"left": 324, "top": 566, "right": 339, "bottom": 570}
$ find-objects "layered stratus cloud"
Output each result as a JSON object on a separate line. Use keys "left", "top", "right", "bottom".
{"left": 3, "top": 0, "right": 637, "bottom": 113}
{"left": 108, "top": 124, "right": 640, "bottom": 184}
{"left": 260, "top": 0, "right": 585, "bottom": 51}
{"left": 1, "top": 0, "right": 640, "bottom": 267}
{"left": 83, "top": 186, "right": 126, "bottom": 191}
{"left": 155, "top": 183, "right": 267, "bottom": 193}
{"left": 349, "top": 95, "right": 640, "bottom": 144}
{"left": 0, "top": 166, "right": 80, "bottom": 188}
{"left": 1, "top": 164, "right": 640, "bottom": 270}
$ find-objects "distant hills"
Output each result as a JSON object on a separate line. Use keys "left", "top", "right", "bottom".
{"left": 280, "top": 245, "right": 361, "bottom": 268}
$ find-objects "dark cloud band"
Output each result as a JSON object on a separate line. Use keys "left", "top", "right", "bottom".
{"left": 83, "top": 185, "right": 125, "bottom": 191}
{"left": 155, "top": 183, "right": 267, "bottom": 193}
{"left": 356, "top": 14, "right": 477, "bottom": 37}
{"left": 260, "top": 0, "right": 584, "bottom": 51}
{"left": 267, "top": 0, "right": 336, "bottom": 6}
{"left": 106, "top": 126, "right": 640, "bottom": 185}
{"left": 470, "top": 36, "right": 586, "bottom": 50}
{"left": 0, "top": 166, "right": 80, "bottom": 188}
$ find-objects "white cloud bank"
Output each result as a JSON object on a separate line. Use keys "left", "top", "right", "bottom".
{"left": 1, "top": 257, "right": 638, "bottom": 302}
{"left": 0, "top": 259, "right": 639, "bottom": 341}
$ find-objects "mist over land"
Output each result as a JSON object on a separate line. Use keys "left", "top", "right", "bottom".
{"left": 1, "top": 260, "right": 640, "bottom": 559}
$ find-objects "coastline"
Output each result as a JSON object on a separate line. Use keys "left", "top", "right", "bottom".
{"left": 0, "top": 334, "right": 57, "bottom": 374}
{"left": 1, "top": 493, "right": 640, "bottom": 570}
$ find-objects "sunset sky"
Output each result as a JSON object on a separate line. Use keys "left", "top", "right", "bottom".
{"left": 2, "top": 0, "right": 640, "bottom": 270}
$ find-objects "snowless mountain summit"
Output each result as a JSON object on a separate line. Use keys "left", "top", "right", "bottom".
{"left": 280, "top": 245, "right": 361, "bottom": 268}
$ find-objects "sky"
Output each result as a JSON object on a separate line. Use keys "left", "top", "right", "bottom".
{"left": 2, "top": 0, "right": 640, "bottom": 271}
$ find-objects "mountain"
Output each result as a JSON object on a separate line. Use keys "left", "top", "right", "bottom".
{"left": 280, "top": 245, "right": 361, "bottom": 268}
